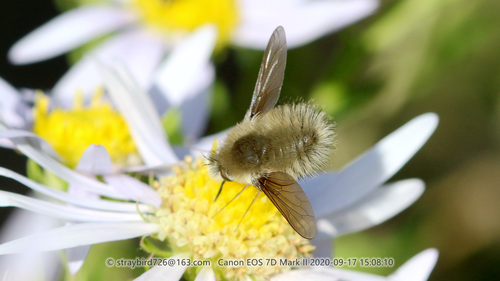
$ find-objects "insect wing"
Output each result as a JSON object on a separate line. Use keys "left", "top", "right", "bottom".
{"left": 246, "top": 26, "right": 287, "bottom": 120}
{"left": 258, "top": 172, "right": 317, "bottom": 239}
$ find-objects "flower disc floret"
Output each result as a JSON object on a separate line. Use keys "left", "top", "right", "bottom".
{"left": 33, "top": 89, "right": 140, "bottom": 167}
{"left": 153, "top": 157, "right": 315, "bottom": 280}
{"left": 133, "top": 0, "right": 238, "bottom": 48}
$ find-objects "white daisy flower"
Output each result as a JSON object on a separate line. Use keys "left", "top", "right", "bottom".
{"left": 8, "top": 0, "right": 378, "bottom": 104}
{"left": 0, "top": 25, "right": 218, "bottom": 168}
{"left": 0, "top": 62, "right": 438, "bottom": 280}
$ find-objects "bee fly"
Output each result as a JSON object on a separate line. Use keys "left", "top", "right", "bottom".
{"left": 208, "top": 26, "right": 336, "bottom": 239}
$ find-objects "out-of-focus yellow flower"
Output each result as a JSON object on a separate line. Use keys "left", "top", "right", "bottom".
{"left": 7, "top": 0, "right": 379, "bottom": 102}
{"left": 134, "top": 0, "right": 238, "bottom": 48}
{"left": 33, "top": 89, "right": 139, "bottom": 168}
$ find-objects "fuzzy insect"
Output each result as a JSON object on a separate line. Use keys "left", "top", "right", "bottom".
{"left": 207, "top": 26, "right": 336, "bottom": 239}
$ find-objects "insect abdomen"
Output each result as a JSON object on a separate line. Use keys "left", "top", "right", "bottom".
{"left": 259, "top": 103, "right": 336, "bottom": 178}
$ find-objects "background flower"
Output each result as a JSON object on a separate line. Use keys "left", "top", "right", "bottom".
{"left": 6, "top": 0, "right": 378, "bottom": 106}
{"left": 0, "top": 24, "right": 218, "bottom": 170}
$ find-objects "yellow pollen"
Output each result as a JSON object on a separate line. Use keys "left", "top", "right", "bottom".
{"left": 153, "top": 156, "right": 315, "bottom": 280}
{"left": 132, "top": 0, "right": 239, "bottom": 49}
{"left": 32, "top": 90, "right": 140, "bottom": 168}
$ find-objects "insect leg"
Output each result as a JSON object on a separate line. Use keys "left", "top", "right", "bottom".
{"left": 213, "top": 184, "right": 249, "bottom": 218}
{"left": 214, "top": 181, "right": 226, "bottom": 202}
{"left": 235, "top": 190, "right": 261, "bottom": 232}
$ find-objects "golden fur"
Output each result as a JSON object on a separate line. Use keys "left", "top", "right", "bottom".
{"left": 208, "top": 102, "right": 336, "bottom": 187}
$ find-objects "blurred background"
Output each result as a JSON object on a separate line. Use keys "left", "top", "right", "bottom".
{"left": 1, "top": 0, "right": 500, "bottom": 280}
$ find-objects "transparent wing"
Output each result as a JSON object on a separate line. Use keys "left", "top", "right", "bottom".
{"left": 246, "top": 26, "right": 287, "bottom": 120}
{"left": 258, "top": 172, "right": 317, "bottom": 239}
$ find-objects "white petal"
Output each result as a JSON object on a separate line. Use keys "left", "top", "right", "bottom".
{"left": 0, "top": 77, "right": 26, "bottom": 128}
{"left": 0, "top": 126, "right": 127, "bottom": 199}
{"left": 99, "top": 62, "right": 179, "bottom": 166}
{"left": 104, "top": 175, "right": 161, "bottom": 208}
{"left": 0, "top": 167, "right": 152, "bottom": 213}
{"left": 321, "top": 179, "right": 425, "bottom": 236}
{"left": 0, "top": 222, "right": 159, "bottom": 254}
{"left": 0, "top": 191, "right": 143, "bottom": 222}
{"left": 134, "top": 253, "right": 189, "bottom": 281}
{"left": 0, "top": 208, "right": 62, "bottom": 280}
{"left": 307, "top": 113, "right": 438, "bottom": 218}
{"left": 52, "top": 28, "right": 164, "bottom": 108}
{"left": 8, "top": 6, "right": 136, "bottom": 64}
{"left": 310, "top": 230, "right": 333, "bottom": 258}
{"left": 75, "top": 144, "right": 112, "bottom": 175}
{"left": 190, "top": 129, "right": 229, "bottom": 158}
{"left": 302, "top": 267, "right": 389, "bottom": 281}
{"left": 119, "top": 163, "right": 176, "bottom": 174}
{"left": 234, "top": 0, "right": 379, "bottom": 49}
{"left": 155, "top": 25, "right": 217, "bottom": 106}
{"left": 180, "top": 70, "right": 213, "bottom": 142}
{"left": 66, "top": 144, "right": 113, "bottom": 275}
{"left": 0, "top": 129, "right": 59, "bottom": 158}
{"left": 66, "top": 243, "right": 91, "bottom": 275}
{"left": 389, "top": 249, "right": 439, "bottom": 281}
{"left": 0, "top": 139, "right": 15, "bottom": 149}
{"left": 194, "top": 267, "right": 216, "bottom": 281}
{"left": 271, "top": 267, "right": 386, "bottom": 281}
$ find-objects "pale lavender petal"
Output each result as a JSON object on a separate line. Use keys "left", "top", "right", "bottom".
{"left": 310, "top": 230, "right": 333, "bottom": 259}
{"left": 320, "top": 179, "right": 425, "bottom": 236}
{"left": 52, "top": 28, "right": 164, "bottom": 108}
{"left": 8, "top": 6, "right": 136, "bottom": 64}
{"left": 307, "top": 113, "right": 438, "bottom": 217}
{"left": 0, "top": 127, "right": 127, "bottom": 199}
{"left": 0, "top": 191, "right": 143, "bottom": 222}
{"left": 104, "top": 175, "right": 161, "bottom": 208}
{"left": 0, "top": 222, "right": 159, "bottom": 254}
{"left": 271, "top": 267, "right": 387, "bottom": 281}
{"left": 180, "top": 75, "right": 212, "bottom": 142}
{"left": 154, "top": 25, "right": 217, "bottom": 106}
{"left": 134, "top": 253, "right": 189, "bottom": 281}
{"left": 75, "top": 144, "right": 112, "bottom": 175}
{"left": 303, "top": 267, "right": 389, "bottom": 281}
{"left": 0, "top": 129, "right": 59, "bottom": 158}
{"left": 0, "top": 139, "right": 15, "bottom": 149}
{"left": 0, "top": 77, "right": 25, "bottom": 128}
{"left": 66, "top": 144, "right": 112, "bottom": 274}
{"left": 234, "top": 0, "right": 379, "bottom": 49}
{"left": 119, "top": 163, "right": 175, "bottom": 174}
{"left": 389, "top": 249, "right": 439, "bottom": 281}
{"left": 194, "top": 267, "right": 216, "bottom": 281}
{"left": 66, "top": 233, "right": 91, "bottom": 275}
{"left": 0, "top": 167, "right": 153, "bottom": 213}
{"left": 190, "top": 129, "right": 229, "bottom": 158}
{"left": 0, "top": 208, "right": 62, "bottom": 280}
{"left": 99, "top": 62, "right": 178, "bottom": 166}
{"left": 70, "top": 145, "right": 108, "bottom": 203}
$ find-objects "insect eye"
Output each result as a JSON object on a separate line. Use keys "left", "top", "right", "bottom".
{"left": 220, "top": 169, "right": 232, "bottom": 182}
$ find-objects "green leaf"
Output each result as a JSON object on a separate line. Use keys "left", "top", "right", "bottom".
{"left": 140, "top": 237, "right": 173, "bottom": 258}
{"left": 161, "top": 107, "right": 184, "bottom": 145}
{"left": 26, "top": 159, "right": 68, "bottom": 191}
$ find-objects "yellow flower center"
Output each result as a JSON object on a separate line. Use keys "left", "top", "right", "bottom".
{"left": 132, "top": 0, "right": 239, "bottom": 48}
{"left": 32, "top": 90, "right": 140, "bottom": 168}
{"left": 153, "top": 157, "right": 315, "bottom": 280}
